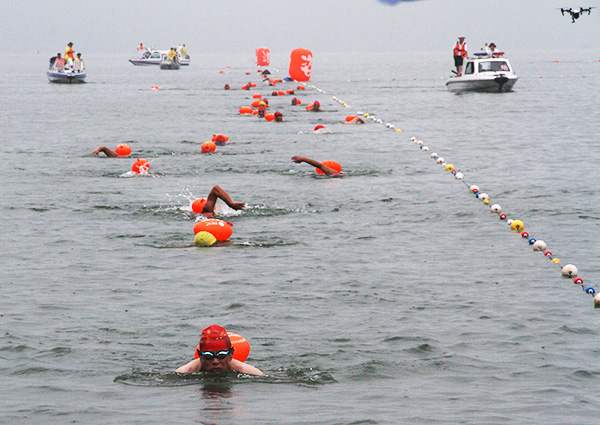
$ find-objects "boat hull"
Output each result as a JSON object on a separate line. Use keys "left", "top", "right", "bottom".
{"left": 446, "top": 75, "right": 518, "bottom": 93}
{"left": 47, "top": 71, "right": 86, "bottom": 84}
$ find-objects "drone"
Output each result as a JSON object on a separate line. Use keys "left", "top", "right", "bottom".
{"left": 560, "top": 7, "right": 595, "bottom": 22}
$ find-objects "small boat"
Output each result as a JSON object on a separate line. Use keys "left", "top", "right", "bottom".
{"left": 129, "top": 48, "right": 190, "bottom": 66}
{"left": 47, "top": 60, "right": 86, "bottom": 84}
{"left": 446, "top": 52, "right": 518, "bottom": 93}
{"left": 159, "top": 57, "right": 181, "bottom": 70}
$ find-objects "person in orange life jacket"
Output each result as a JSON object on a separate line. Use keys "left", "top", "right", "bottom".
{"left": 54, "top": 53, "right": 65, "bottom": 70}
{"left": 453, "top": 36, "right": 468, "bottom": 76}
{"left": 176, "top": 325, "right": 263, "bottom": 375}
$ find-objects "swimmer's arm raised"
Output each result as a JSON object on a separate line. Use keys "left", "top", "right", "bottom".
{"left": 291, "top": 156, "right": 337, "bottom": 175}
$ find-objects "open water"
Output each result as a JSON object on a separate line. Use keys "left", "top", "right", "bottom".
{"left": 1, "top": 50, "right": 600, "bottom": 424}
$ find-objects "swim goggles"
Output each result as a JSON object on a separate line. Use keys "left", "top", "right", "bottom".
{"left": 197, "top": 348, "right": 233, "bottom": 360}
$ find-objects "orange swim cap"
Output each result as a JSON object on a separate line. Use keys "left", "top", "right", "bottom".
{"left": 199, "top": 325, "right": 231, "bottom": 352}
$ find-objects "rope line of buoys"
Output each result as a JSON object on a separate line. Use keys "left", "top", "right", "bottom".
{"left": 295, "top": 80, "right": 597, "bottom": 308}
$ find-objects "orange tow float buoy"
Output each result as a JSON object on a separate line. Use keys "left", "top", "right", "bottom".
{"left": 201, "top": 141, "right": 216, "bottom": 153}
{"left": 115, "top": 144, "right": 131, "bottom": 156}
{"left": 131, "top": 158, "right": 150, "bottom": 174}
{"left": 193, "top": 219, "right": 232, "bottom": 241}
{"left": 252, "top": 93, "right": 262, "bottom": 99}
{"left": 239, "top": 106, "right": 253, "bottom": 114}
{"left": 316, "top": 160, "right": 341, "bottom": 175}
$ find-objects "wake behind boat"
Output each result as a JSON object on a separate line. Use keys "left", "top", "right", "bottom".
{"left": 446, "top": 52, "right": 518, "bottom": 93}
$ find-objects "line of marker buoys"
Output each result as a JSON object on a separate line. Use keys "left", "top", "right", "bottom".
{"left": 299, "top": 80, "right": 595, "bottom": 307}
{"left": 408, "top": 136, "right": 597, "bottom": 307}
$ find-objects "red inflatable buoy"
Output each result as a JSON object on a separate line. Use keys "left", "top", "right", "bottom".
{"left": 131, "top": 158, "right": 150, "bottom": 174}
{"left": 193, "top": 219, "right": 233, "bottom": 241}
{"left": 316, "top": 160, "right": 341, "bottom": 175}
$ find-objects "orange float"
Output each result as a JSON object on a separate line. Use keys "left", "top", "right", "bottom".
{"left": 115, "top": 144, "right": 131, "bottom": 156}
{"left": 297, "top": 85, "right": 305, "bottom": 90}
{"left": 251, "top": 100, "right": 261, "bottom": 108}
{"left": 289, "top": 48, "right": 312, "bottom": 82}
{"left": 256, "top": 47, "right": 270, "bottom": 67}
{"left": 201, "top": 141, "right": 216, "bottom": 153}
{"left": 194, "top": 332, "right": 250, "bottom": 362}
{"left": 277, "top": 90, "right": 285, "bottom": 96}
{"left": 253, "top": 110, "right": 259, "bottom": 115}
{"left": 314, "top": 125, "right": 326, "bottom": 132}
{"left": 316, "top": 160, "right": 341, "bottom": 175}
{"left": 131, "top": 158, "right": 150, "bottom": 174}
{"left": 306, "top": 103, "right": 314, "bottom": 111}
{"left": 264, "top": 113, "right": 275, "bottom": 121}
{"left": 252, "top": 93, "right": 262, "bottom": 99}
{"left": 239, "top": 106, "right": 253, "bottom": 114}
{"left": 191, "top": 198, "right": 207, "bottom": 213}
{"left": 286, "top": 89, "right": 294, "bottom": 95}
{"left": 193, "top": 219, "right": 232, "bottom": 241}
{"left": 345, "top": 115, "right": 358, "bottom": 122}
{"left": 250, "top": 82, "right": 257, "bottom": 87}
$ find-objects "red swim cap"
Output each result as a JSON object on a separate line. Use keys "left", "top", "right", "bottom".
{"left": 199, "top": 325, "right": 232, "bottom": 351}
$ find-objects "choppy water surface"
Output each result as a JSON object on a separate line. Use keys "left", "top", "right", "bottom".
{"left": 1, "top": 51, "right": 599, "bottom": 424}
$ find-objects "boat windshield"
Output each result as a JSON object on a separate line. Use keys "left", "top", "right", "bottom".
{"left": 464, "top": 62, "right": 474, "bottom": 75}
{"left": 478, "top": 61, "right": 510, "bottom": 72}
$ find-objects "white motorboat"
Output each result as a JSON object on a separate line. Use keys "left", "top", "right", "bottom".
{"left": 446, "top": 53, "right": 518, "bottom": 93}
{"left": 47, "top": 60, "right": 86, "bottom": 84}
{"left": 129, "top": 48, "right": 190, "bottom": 66}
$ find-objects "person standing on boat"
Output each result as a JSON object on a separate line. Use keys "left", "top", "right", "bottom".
{"left": 485, "top": 42, "right": 497, "bottom": 55}
{"left": 168, "top": 47, "right": 176, "bottom": 63}
{"left": 181, "top": 44, "right": 187, "bottom": 58}
{"left": 453, "top": 36, "right": 467, "bottom": 76}
{"left": 138, "top": 43, "right": 146, "bottom": 58}
{"left": 65, "top": 42, "right": 74, "bottom": 62}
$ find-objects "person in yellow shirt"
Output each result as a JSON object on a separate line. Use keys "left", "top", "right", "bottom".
{"left": 65, "top": 42, "right": 74, "bottom": 61}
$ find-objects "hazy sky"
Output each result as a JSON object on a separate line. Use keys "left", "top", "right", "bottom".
{"left": 3, "top": 0, "right": 599, "bottom": 57}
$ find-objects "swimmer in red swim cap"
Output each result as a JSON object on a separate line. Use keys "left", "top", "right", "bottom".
{"left": 291, "top": 156, "right": 345, "bottom": 177}
{"left": 176, "top": 325, "right": 264, "bottom": 375}
{"left": 274, "top": 111, "right": 283, "bottom": 122}
{"left": 223, "top": 84, "right": 230, "bottom": 90}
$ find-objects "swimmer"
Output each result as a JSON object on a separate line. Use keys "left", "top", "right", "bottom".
{"left": 223, "top": 84, "right": 231, "bottom": 90}
{"left": 176, "top": 325, "right": 264, "bottom": 375}
{"left": 91, "top": 146, "right": 119, "bottom": 157}
{"left": 274, "top": 111, "right": 283, "bottom": 122}
{"left": 291, "top": 98, "right": 299, "bottom": 105}
{"left": 291, "top": 156, "right": 345, "bottom": 177}
{"left": 311, "top": 101, "right": 321, "bottom": 112}
{"left": 201, "top": 185, "right": 245, "bottom": 216}
{"left": 346, "top": 116, "right": 365, "bottom": 124}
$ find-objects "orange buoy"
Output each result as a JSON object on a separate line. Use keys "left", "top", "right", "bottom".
{"left": 194, "top": 332, "right": 250, "bottom": 362}
{"left": 306, "top": 103, "right": 314, "bottom": 111}
{"left": 252, "top": 110, "right": 259, "bottom": 115}
{"left": 191, "top": 198, "right": 207, "bottom": 213}
{"left": 131, "top": 158, "right": 150, "bottom": 174}
{"left": 239, "top": 106, "right": 253, "bottom": 114}
{"left": 250, "top": 82, "right": 257, "bottom": 87}
{"left": 273, "top": 79, "right": 283, "bottom": 83}
{"left": 213, "top": 134, "right": 228, "bottom": 144}
{"left": 151, "top": 85, "right": 159, "bottom": 90}
{"left": 256, "top": 47, "right": 270, "bottom": 67}
{"left": 115, "top": 144, "right": 131, "bottom": 156}
{"left": 286, "top": 89, "right": 294, "bottom": 95}
{"left": 316, "top": 160, "right": 341, "bottom": 175}
{"left": 245, "top": 72, "right": 251, "bottom": 75}
{"left": 201, "top": 141, "right": 216, "bottom": 153}
{"left": 277, "top": 90, "right": 285, "bottom": 96}
{"left": 219, "top": 70, "right": 224, "bottom": 74}
{"left": 289, "top": 48, "right": 312, "bottom": 82}
{"left": 251, "top": 100, "right": 261, "bottom": 108}
{"left": 193, "top": 219, "right": 232, "bottom": 241}
{"left": 314, "top": 125, "right": 326, "bottom": 132}
{"left": 228, "top": 332, "right": 250, "bottom": 361}
{"left": 264, "top": 113, "right": 275, "bottom": 121}
{"left": 252, "top": 93, "right": 262, "bottom": 99}
{"left": 297, "top": 85, "right": 305, "bottom": 90}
